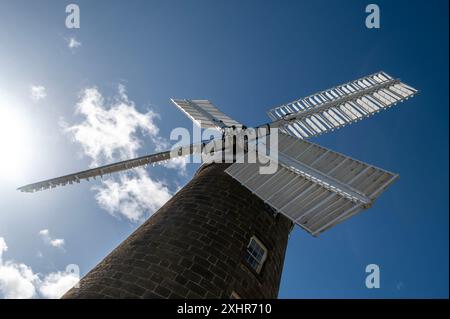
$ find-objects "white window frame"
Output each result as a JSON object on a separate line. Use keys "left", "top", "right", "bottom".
{"left": 245, "top": 236, "right": 268, "bottom": 274}
{"left": 230, "top": 291, "right": 241, "bottom": 299}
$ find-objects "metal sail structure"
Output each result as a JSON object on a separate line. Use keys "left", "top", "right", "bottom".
{"left": 17, "top": 71, "right": 418, "bottom": 236}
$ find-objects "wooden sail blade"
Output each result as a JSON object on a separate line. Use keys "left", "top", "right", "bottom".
{"left": 17, "top": 143, "right": 201, "bottom": 193}
{"left": 171, "top": 99, "right": 242, "bottom": 130}
{"left": 267, "top": 71, "right": 418, "bottom": 138}
{"left": 225, "top": 132, "right": 398, "bottom": 236}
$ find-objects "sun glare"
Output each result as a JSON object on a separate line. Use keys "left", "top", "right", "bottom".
{"left": 0, "top": 94, "right": 33, "bottom": 181}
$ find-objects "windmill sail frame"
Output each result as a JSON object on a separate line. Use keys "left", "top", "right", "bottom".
{"left": 171, "top": 99, "right": 243, "bottom": 130}
{"left": 225, "top": 132, "right": 399, "bottom": 236}
{"left": 267, "top": 71, "right": 418, "bottom": 138}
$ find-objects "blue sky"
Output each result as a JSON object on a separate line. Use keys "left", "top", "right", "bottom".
{"left": 0, "top": 0, "right": 448, "bottom": 298}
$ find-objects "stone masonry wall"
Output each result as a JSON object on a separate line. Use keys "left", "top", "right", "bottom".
{"left": 63, "top": 163, "right": 292, "bottom": 299}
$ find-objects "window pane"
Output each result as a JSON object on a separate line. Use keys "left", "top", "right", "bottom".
{"left": 244, "top": 237, "right": 267, "bottom": 273}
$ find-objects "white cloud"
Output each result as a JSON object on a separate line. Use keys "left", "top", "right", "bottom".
{"left": 30, "top": 85, "right": 47, "bottom": 101}
{"left": 61, "top": 85, "right": 185, "bottom": 221}
{"left": 39, "top": 271, "right": 79, "bottom": 299}
{"left": 0, "top": 237, "right": 78, "bottom": 299}
{"left": 66, "top": 37, "right": 81, "bottom": 50}
{"left": 162, "top": 156, "right": 187, "bottom": 174}
{"left": 39, "top": 229, "right": 65, "bottom": 249}
{"left": 94, "top": 168, "right": 172, "bottom": 222}
{"left": 0, "top": 238, "right": 6, "bottom": 261}
{"left": 0, "top": 261, "right": 38, "bottom": 299}
{"left": 62, "top": 86, "right": 159, "bottom": 167}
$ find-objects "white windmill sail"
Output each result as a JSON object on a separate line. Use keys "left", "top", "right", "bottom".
{"left": 267, "top": 71, "right": 418, "bottom": 138}
{"left": 171, "top": 99, "right": 242, "bottom": 130}
{"left": 17, "top": 143, "right": 201, "bottom": 193}
{"left": 225, "top": 132, "right": 398, "bottom": 236}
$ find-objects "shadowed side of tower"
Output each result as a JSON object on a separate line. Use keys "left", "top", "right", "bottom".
{"left": 63, "top": 163, "right": 292, "bottom": 299}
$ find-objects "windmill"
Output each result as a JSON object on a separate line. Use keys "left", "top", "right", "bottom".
{"left": 19, "top": 71, "right": 418, "bottom": 299}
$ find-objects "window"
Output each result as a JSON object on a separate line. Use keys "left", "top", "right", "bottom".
{"left": 244, "top": 236, "right": 268, "bottom": 274}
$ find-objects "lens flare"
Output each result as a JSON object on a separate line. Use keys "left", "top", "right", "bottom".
{"left": 0, "top": 93, "right": 33, "bottom": 181}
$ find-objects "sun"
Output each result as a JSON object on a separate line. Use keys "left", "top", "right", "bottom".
{"left": 0, "top": 94, "right": 33, "bottom": 181}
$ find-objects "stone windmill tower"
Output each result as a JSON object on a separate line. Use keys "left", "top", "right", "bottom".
{"left": 18, "top": 71, "right": 418, "bottom": 298}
